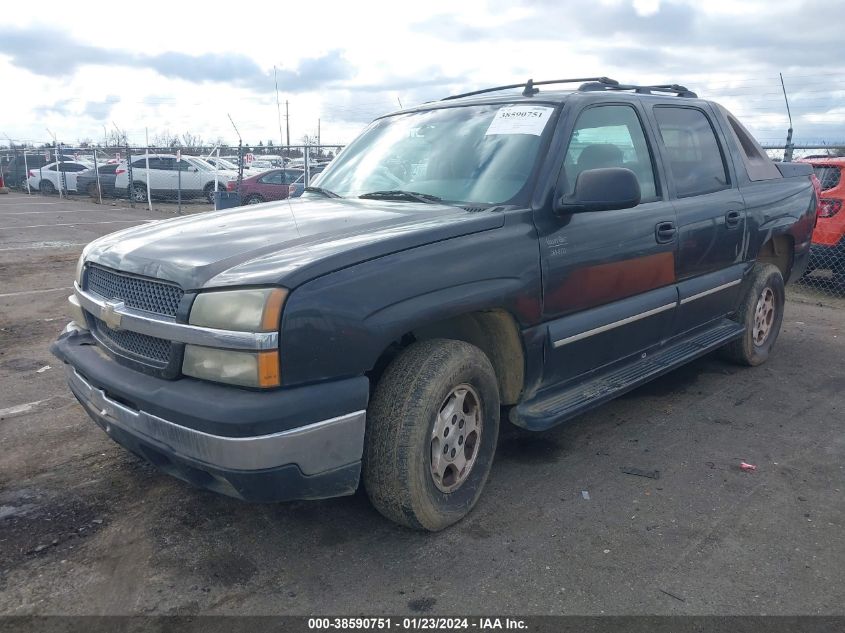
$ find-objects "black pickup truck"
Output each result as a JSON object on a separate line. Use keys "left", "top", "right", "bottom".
{"left": 52, "top": 77, "right": 817, "bottom": 531}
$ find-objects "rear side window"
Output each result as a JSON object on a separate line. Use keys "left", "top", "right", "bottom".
{"left": 654, "top": 107, "right": 729, "bottom": 198}
{"left": 259, "top": 171, "right": 283, "bottom": 185}
{"left": 724, "top": 111, "right": 781, "bottom": 181}
{"left": 813, "top": 166, "right": 842, "bottom": 191}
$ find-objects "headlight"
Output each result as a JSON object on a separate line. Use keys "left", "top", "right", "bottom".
{"left": 189, "top": 288, "right": 287, "bottom": 332}
{"left": 75, "top": 254, "right": 85, "bottom": 286}
{"left": 182, "top": 346, "right": 280, "bottom": 388}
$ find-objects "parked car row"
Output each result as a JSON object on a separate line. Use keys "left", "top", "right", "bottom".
{"left": 4, "top": 150, "right": 335, "bottom": 205}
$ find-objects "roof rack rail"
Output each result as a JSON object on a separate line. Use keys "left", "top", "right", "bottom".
{"left": 441, "top": 77, "right": 620, "bottom": 101}
{"left": 440, "top": 77, "right": 697, "bottom": 101}
{"left": 578, "top": 80, "right": 698, "bottom": 98}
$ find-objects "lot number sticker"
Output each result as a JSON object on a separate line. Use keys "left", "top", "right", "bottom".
{"left": 485, "top": 105, "right": 554, "bottom": 136}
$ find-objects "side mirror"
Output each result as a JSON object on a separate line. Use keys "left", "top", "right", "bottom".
{"left": 555, "top": 167, "right": 641, "bottom": 214}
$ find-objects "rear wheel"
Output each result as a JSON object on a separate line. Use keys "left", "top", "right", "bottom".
{"left": 87, "top": 182, "right": 99, "bottom": 198}
{"left": 245, "top": 194, "right": 264, "bottom": 205}
{"left": 721, "top": 263, "right": 785, "bottom": 366}
{"left": 363, "top": 339, "right": 500, "bottom": 531}
{"left": 204, "top": 184, "right": 217, "bottom": 204}
{"left": 130, "top": 182, "right": 148, "bottom": 203}
{"left": 39, "top": 179, "right": 55, "bottom": 195}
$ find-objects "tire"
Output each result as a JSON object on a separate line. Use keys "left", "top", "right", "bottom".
{"left": 39, "top": 179, "right": 55, "bottom": 195}
{"left": 363, "top": 339, "right": 500, "bottom": 531}
{"left": 720, "top": 263, "right": 785, "bottom": 366}
{"left": 130, "top": 182, "right": 148, "bottom": 203}
{"left": 204, "top": 184, "right": 217, "bottom": 204}
{"left": 87, "top": 182, "right": 99, "bottom": 198}
{"left": 245, "top": 195, "right": 264, "bottom": 205}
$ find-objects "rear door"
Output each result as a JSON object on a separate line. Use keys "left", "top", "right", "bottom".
{"left": 649, "top": 105, "right": 746, "bottom": 334}
{"left": 538, "top": 101, "right": 679, "bottom": 387}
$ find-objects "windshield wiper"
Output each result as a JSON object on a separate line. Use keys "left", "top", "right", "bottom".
{"left": 359, "top": 190, "right": 443, "bottom": 204}
{"left": 304, "top": 186, "right": 342, "bottom": 198}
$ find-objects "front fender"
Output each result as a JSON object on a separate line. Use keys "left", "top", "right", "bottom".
{"left": 279, "top": 211, "right": 541, "bottom": 386}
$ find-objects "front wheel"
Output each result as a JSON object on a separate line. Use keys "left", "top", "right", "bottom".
{"left": 721, "top": 263, "right": 785, "bottom": 366}
{"left": 363, "top": 339, "right": 500, "bottom": 531}
{"left": 130, "top": 182, "right": 148, "bottom": 202}
{"left": 204, "top": 184, "right": 218, "bottom": 204}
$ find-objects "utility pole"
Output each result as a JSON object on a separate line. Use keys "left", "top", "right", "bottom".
{"left": 285, "top": 100, "right": 290, "bottom": 160}
{"left": 274, "top": 67, "right": 285, "bottom": 150}
{"left": 317, "top": 118, "right": 321, "bottom": 157}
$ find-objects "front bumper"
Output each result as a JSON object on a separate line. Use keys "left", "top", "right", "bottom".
{"left": 52, "top": 325, "right": 369, "bottom": 502}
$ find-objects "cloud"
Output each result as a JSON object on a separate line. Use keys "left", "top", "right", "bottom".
{"left": 0, "top": 26, "right": 355, "bottom": 92}
{"left": 83, "top": 95, "right": 120, "bottom": 120}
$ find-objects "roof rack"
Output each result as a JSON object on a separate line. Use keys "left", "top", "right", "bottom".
{"left": 579, "top": 80, "right": 698, "bottom": 98}
{"left": 441, "top": 77, "right": 697, "bottom": 101}
{"left": 441, "top": 77, "right": 620, "bottom": 101}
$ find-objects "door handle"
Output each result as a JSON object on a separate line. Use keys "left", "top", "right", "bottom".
{"left": 655, "top": 221, "right": 677, "bottom": 244}
{"left": 725, "top": 209, "right": 742, "bottom": 228}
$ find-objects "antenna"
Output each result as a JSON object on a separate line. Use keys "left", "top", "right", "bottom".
{"left": 227, "top": 113, "right": 244, "bottom": 186}
{"left": 780, "top": 73, "right": 795, "bottom": 162}
{"left": 227, "top": 113, "right": 242, "bottom": 143}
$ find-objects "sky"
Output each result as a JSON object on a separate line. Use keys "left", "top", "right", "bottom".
{"left": 1, "top": 0, "right": 843, "bottom": 149}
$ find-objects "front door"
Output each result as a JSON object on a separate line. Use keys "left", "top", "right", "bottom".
{"left": 651, "top": 105, "right": 747, "bottom": 333}
{"left": 537, "top": 102, "right": 679, "bottom": 388}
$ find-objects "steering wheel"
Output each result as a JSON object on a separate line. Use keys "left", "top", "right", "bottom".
{"left": 373, "top": 165, "right": 405, "bottom": 187}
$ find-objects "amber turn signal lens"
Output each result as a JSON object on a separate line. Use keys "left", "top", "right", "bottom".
{"left": 261, "top": 288, "right": 288, "bottom": 332}
{"left": 257, "top": 350, "right": 281, "bottom": 388}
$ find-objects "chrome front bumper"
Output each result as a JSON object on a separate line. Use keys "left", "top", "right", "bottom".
{"left": 66, "top": 364, "right": 366, "bottom": 475}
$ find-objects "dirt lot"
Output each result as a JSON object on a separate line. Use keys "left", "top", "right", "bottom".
{"left": 0, "top": 191, "right": 843, "bottom": 616}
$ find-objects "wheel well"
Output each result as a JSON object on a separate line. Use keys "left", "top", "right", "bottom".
{"left": 368, "top": 310, "right": 526, "bottom": 406}
{"left": 757, "top": 234, "right": 793, "bottom": 281}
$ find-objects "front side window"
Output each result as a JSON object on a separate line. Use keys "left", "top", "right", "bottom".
{"left": 315, "top": 103, "right": 557, "bottom": 205}
{"left": 654, "top": 107, "right": 729, "bottom": 197}
{"left": 563, "top": 104, "right": 658, "bottom": 200}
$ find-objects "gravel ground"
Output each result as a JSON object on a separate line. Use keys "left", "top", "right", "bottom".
{"left": 0, "top": 191, "right": 843, "bottom": 616}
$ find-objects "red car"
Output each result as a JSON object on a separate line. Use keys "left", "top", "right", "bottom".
{"left": 799, "top": 157, "right": 845, "bottom": 273}
{"left": 229, "top": 168, "right": 304, "bottom": 205}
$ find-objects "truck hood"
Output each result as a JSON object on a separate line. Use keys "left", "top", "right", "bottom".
{"left": 83, "top": 197, "right": 504, "bottom": 289}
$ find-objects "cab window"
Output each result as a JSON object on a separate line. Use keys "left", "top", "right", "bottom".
{"left": 564, "top": 105, "right": 658, "bottom": 201}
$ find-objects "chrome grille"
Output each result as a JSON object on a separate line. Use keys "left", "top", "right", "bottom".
{"left": 92, "top": 318, "right": 172, "bottom": 365}
{"left": 86, "top": 266, "right": 183, "bottom": 317}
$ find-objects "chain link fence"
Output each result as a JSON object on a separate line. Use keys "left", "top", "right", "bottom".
{"left": 0, "top": 143, "right": 344, "bottom": 213}
{"left": 4, "top": 139, "right": 845, "bottom": 303}
{"left": 764, "top": 145, "right": 845, "bottom": 304}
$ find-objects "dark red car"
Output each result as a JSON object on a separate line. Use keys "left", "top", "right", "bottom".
{"left": 229, "top": 168, "right": 304, "bottom": 205}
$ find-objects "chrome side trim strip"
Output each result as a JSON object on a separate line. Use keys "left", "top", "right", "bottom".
{"left": 67, "top": 366, "right": 365, "bottom": 474}
{"left": 552, "top": 302, "right": 677, "bottom": 349}
{"left": 679, "top": 279, "right": 742, "bottom": 305}
{"left": 74, "top": 282, "right": 278, "bottom": 351}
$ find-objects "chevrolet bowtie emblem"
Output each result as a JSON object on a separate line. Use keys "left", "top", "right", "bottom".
{"left": 100, "top": 300, "right": 125, "bottom": 330}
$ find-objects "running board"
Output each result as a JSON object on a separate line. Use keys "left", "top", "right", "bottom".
{"left": 512, "top": 319, "right": 744, "bottom": 431}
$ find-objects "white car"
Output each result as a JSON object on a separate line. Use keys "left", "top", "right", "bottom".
{"left": 113, "top": 154, "right": 238, "bottom": 203}
{"left": 27, "top": 160, "right": 92, "bottom": 194}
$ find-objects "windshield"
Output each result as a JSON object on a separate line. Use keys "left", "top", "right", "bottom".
{"left": 186, "top": 157, "right": 215, "bottom": 171}
{"left": 209, "top": 157, "right": 239, "bottom": 171}
{"left": 315, "top": 103, "right": 556, "bottom": 204}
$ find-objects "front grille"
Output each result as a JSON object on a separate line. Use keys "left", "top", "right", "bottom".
{"left": 86, "top": 265, "right": 183, "bottom": 317}
{"left": 92, "top": 317, "right": 172, "bottom": 365}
